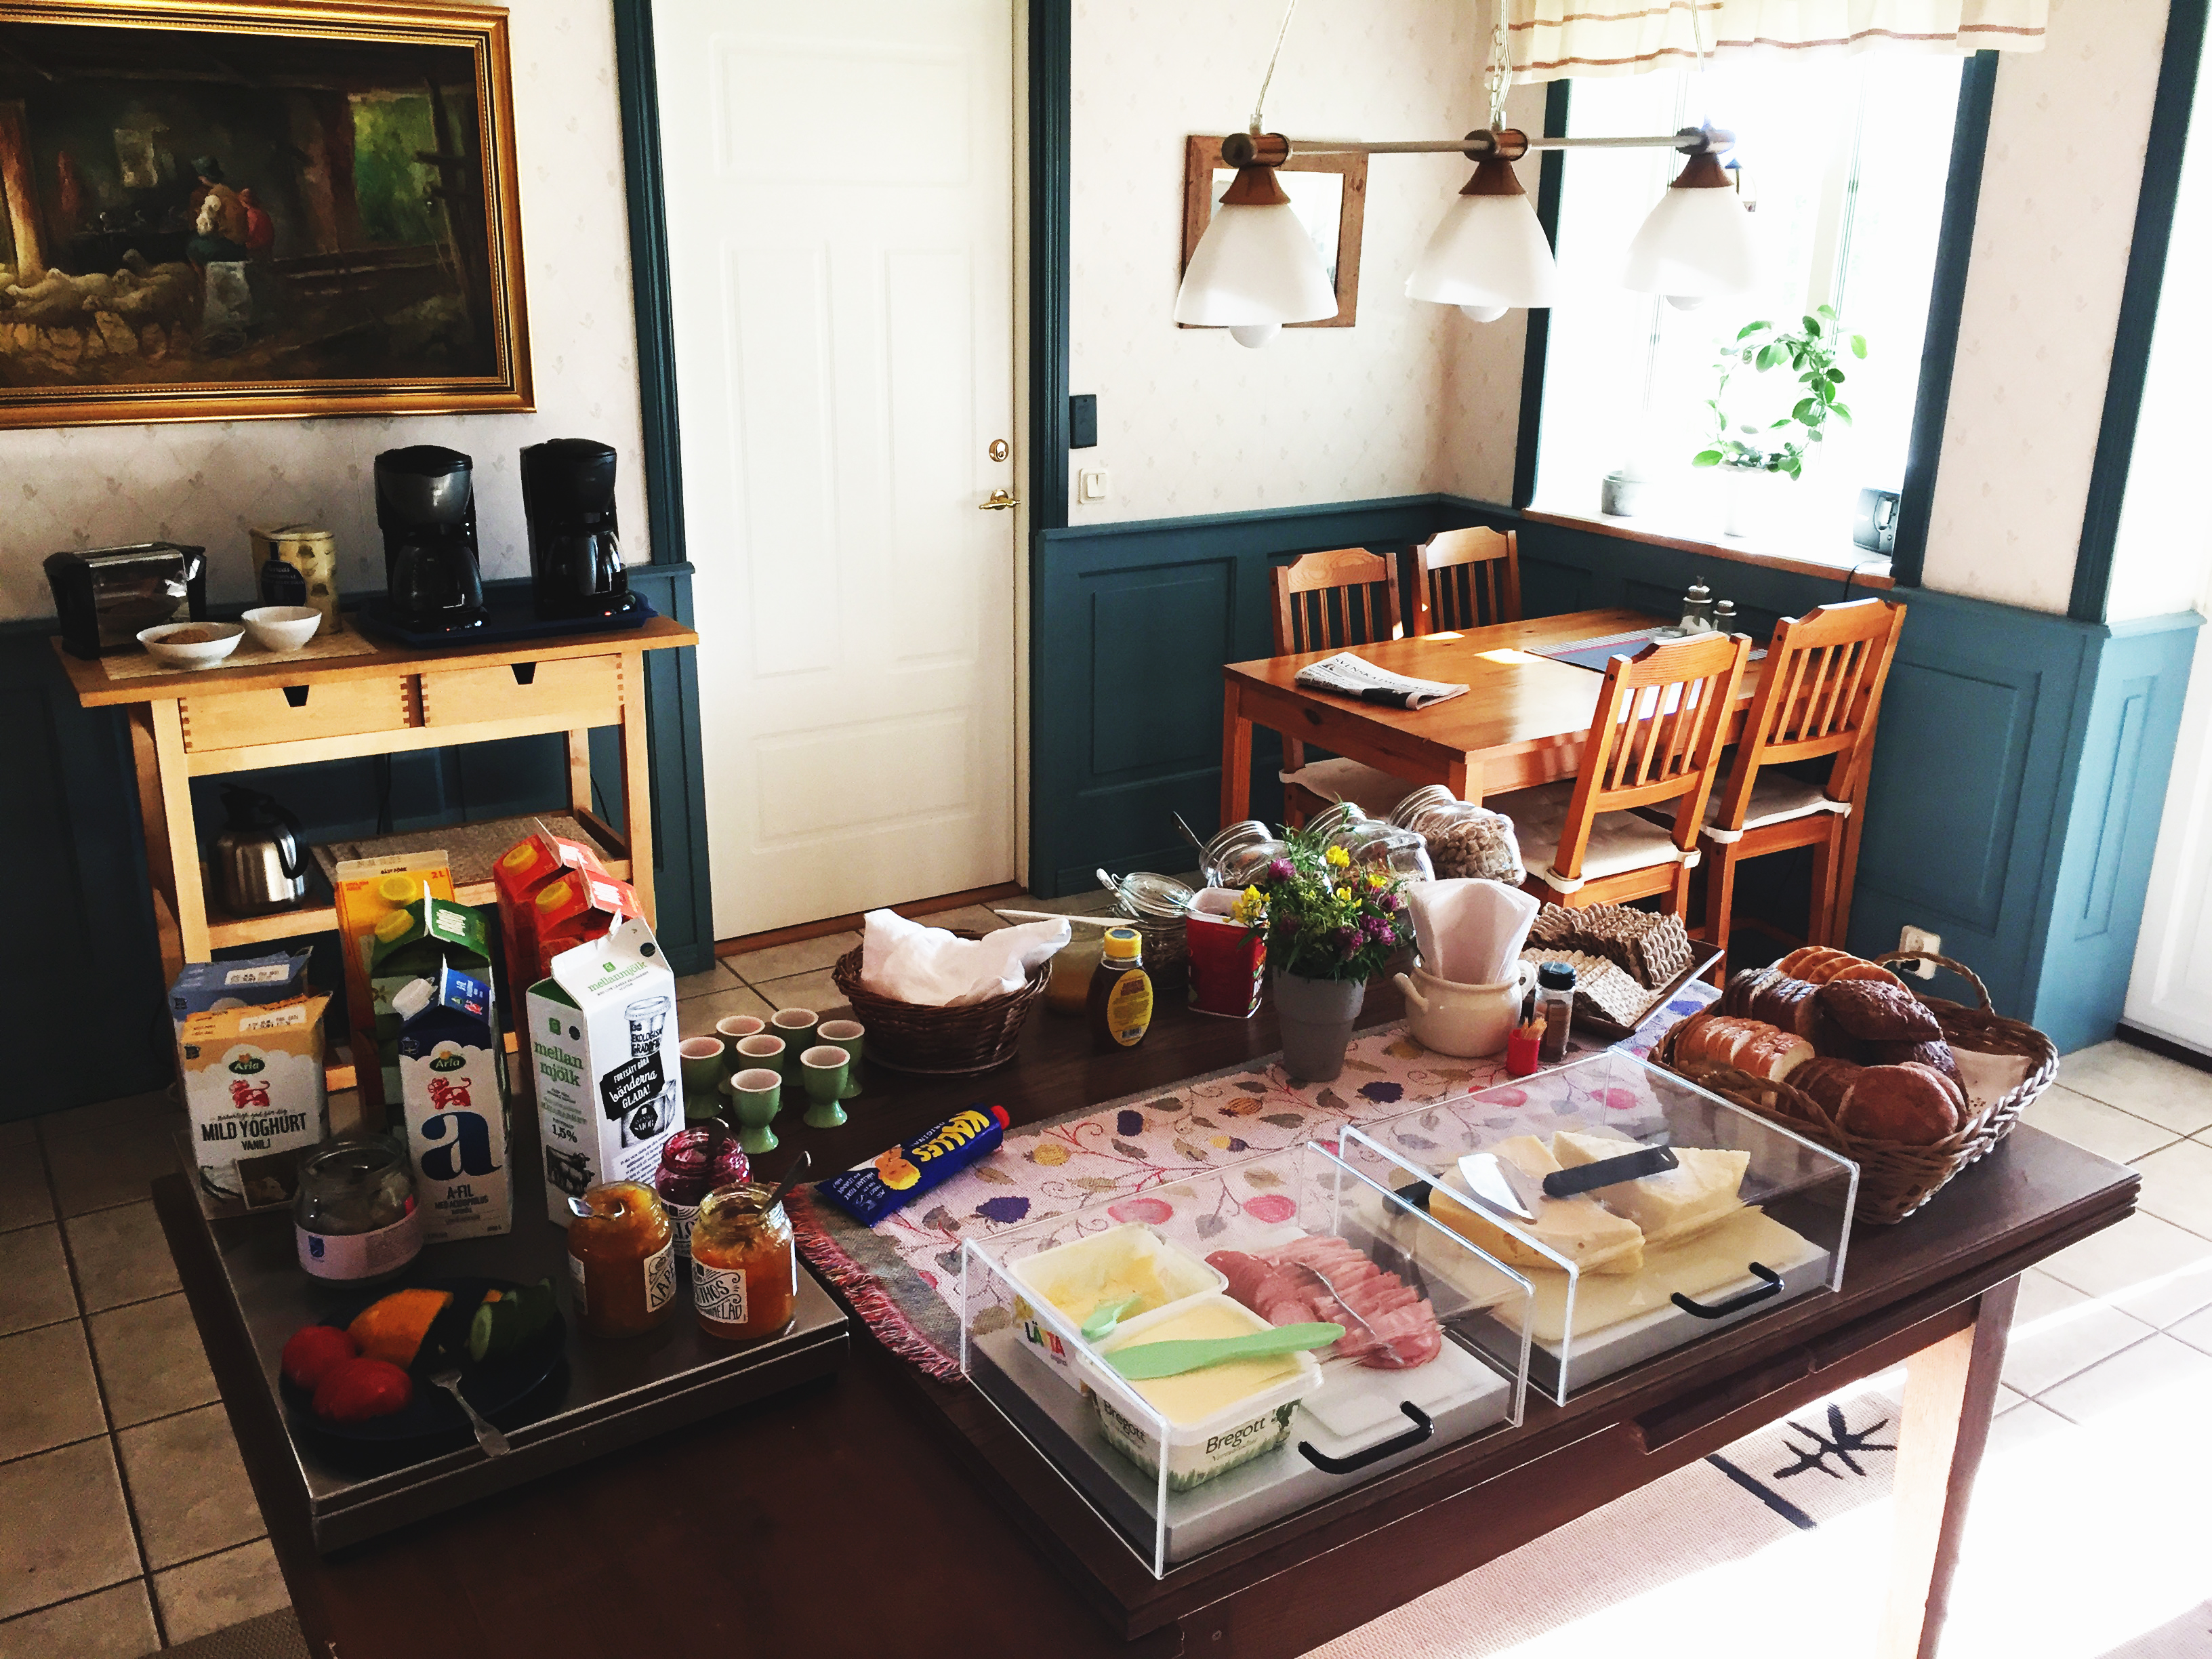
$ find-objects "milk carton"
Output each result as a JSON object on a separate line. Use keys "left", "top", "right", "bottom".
{"left": 525, "top": 916, "right": 682, "bottom": 1225}
{"left": 168, "top": 950, "right": 312, "bottom": 1029}
{"left": 178, "top": 994, "right": 332, "bottom": 1208}
{"left": 369, "top": 896, "right": 495, "bottom": 1106}
{"left": 394, "top": 965, "right": 512, "bottom": 1243}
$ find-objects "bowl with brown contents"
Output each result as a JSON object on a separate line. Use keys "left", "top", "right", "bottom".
{"left": 138, "top": 620, "right": 245, "bottom": 670}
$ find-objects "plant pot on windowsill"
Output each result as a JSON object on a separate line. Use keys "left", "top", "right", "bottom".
{"left": 1271, "top": 967, "right": 1367, "bottom": 1082}
{"left": 1717, "top": 463, "right": 1784, "bottom": 539}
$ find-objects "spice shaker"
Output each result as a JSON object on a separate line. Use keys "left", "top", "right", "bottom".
{"left": 1535, "top": 962, "right": 1576, "bottom": 1063}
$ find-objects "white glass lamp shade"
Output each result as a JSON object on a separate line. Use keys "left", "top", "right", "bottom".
{"left": 1406, "top": 159, "right": 1559, "bottom": 314}
{"left": 1624, "top": 151, "right": 1755, "bottom": 305}
{"left": 1174, "top": 165, "right": 1338, "bottom": 336}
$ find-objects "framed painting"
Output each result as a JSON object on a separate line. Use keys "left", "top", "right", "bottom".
{"left": 1180, "top": 135, "right": 1367, "bottom": 330}
{"left": 0, "top": 0, "right": 529, "bottom": 428}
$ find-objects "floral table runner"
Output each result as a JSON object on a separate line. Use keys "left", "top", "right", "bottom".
{"left": 791, "top": 989, "right": 1713, "bottom": 1379}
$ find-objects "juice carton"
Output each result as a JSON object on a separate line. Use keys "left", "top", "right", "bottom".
{"left": 369, "top": 895, "right": 495, "bottom": 1107}
{"left": 525, "top": 916, "right": 682, "bottom": 1225}
{"left": 531, "top": 870, "right": 642, "bottom": 987}
{"left": 492, "top": 828, "right": 610, "bottom": 1008}
{"left": 394, "top": 964, "right": 512, "bottom": 1242}
{"left": 178, "top": 994, "right": 332, "bottom": 1208}
{"left": 169, "top": 950, "right": 312, "bottom": 1029}
{"left": 332, "top": 853, "right": 454, "bottom": 1116}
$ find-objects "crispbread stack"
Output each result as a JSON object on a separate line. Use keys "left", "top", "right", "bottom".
{"left": 1525, "top": 903, "right": 1694, "bottom": 989}
{"left": 1518, "top": 947, "right": 1654, "bottom": 1029}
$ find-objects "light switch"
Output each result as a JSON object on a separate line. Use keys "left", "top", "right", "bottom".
{"left": 1078, "top": 467, "right": 1109, "bottom": 501}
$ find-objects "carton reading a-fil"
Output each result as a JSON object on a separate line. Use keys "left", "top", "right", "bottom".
{"left": 526, "top": 916, "right": 682, "bottom": 1226}
{"left": 395, "top": 965, "right": 511, "bottom": 1243}
{"left": 179, "top": 995, "right": 331, "bottom": 1208}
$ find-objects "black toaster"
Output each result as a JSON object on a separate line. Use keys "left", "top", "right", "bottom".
{"left": 45, "top": 543, "right": 207, "bottom": 659}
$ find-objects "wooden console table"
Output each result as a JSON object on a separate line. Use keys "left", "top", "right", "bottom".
{"left": 54, "top": 616, "right": 698, "bottom": 994}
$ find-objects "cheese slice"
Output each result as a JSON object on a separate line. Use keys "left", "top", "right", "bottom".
{"left": 1551, "top": 1130, "right": 1749, "bottom": 1249}
{"left": 1429, "top": 1136, "right": 1644, "bottom": 1276}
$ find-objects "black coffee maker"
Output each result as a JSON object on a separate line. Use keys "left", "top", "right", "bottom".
{"left": 519, "top": 438, "right": 635, "bottom": 619}
{"left": 374, "top": 446, "right": 487, "bottom": 634}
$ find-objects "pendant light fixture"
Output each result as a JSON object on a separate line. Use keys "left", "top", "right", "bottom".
{"left": 1622, "top": 141, "right": 1757, "bottom": 310}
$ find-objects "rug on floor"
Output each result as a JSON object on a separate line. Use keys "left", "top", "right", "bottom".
{"left": 163, "top": 1608, "right": 308, "bottom": 1659}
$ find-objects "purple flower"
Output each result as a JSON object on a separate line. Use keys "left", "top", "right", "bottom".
{"left": 1334, "top": 926, "right": 1361, "bottom": 958}
{"left": 1267, "top": 857, "right": 1295, "bottom": 882}
{"left": 1364, "top": 915, "right": 1393, "bottom": 942}
{"left": 1380, "top": 890, "right": 1404, "bottom": 912}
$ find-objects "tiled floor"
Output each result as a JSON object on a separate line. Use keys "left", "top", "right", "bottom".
{"left": 6, "top": 925, "right": 2207, "bottom": 1658}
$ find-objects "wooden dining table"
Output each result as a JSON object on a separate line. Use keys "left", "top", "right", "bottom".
{"left": 1219, "top": 607, "right": 1756, "bottom": 823}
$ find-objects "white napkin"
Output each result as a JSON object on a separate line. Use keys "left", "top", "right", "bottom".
{"left": 858, "top": 909, "right": 1070, "bottom": 1006}
{"left": 1404, "top": 878, "right": 1540, "bottom": 986}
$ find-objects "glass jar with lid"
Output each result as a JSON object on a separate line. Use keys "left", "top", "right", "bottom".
{"left": 294, "top": 1136, "right": 424, "bottom": 1284}
{"left": 1201, "top": 820, "right": 1290, "bottom": 890}
{"left": 655, "top": 1123, "right": 750, "bottom": 1261}
{"left": 566, "top": 1181, "right": 678, "bottom": 1338}
{"left": 691, "top": 1182, "right": 798, "bottom": 1342}
{"left": 1335, "top": 819, "right": 1435, "bottom": 883}
{"left": 1389, "top": 787, "right": 1525, "bottom": 883}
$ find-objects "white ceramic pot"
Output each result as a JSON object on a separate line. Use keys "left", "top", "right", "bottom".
{"left": 1393, "top": 956, "right": 1538, "bottom": 1058}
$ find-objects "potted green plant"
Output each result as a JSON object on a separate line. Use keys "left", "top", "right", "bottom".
{"left": 1235, "top": 828, "right": 1414, "bottom": 1082}
{"left": 1692, "top": 306, "right": 1866, "bottom": 537}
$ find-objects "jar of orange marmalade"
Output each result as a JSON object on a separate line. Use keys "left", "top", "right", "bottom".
{"left": 565, "top": 1182, "right": 677, "bottom": 1338}
{"left": 690, "top": 1183, "right": 796, "bottom": 1342}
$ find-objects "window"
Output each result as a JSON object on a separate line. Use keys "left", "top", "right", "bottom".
{"left": 1530, "top": 55, "right": 1965, "bottom": 560}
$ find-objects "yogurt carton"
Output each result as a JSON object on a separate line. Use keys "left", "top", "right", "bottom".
{"left": 525, "top": 916, "right": 682, "bottom": 1225}
{"left": 395, "top": 965, "right": 512, "bottom": 1242}
{"left": 168, "top": 950, "right": 312, "bottom": 1028}
{"left": 178, "top": 994, "right": 331, "bottom": 1208}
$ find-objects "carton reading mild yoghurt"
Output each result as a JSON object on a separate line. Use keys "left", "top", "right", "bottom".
{"left": 178, "top": 994, "right": 331, "bottom": 1208}
{"left": 526, "top": 916, "right": 682, "bottom": 1226}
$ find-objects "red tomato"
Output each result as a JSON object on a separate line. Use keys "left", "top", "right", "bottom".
{"left": 281, "top": 1325, "right": 359, "bottom": 1391}
{"left": 312, "top": 1357, "right": 414, "bottom": 1423}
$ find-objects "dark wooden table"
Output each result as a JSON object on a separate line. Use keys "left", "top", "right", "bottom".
{"left": 161, "top": 985, "right": 2133, "bottom": 1659}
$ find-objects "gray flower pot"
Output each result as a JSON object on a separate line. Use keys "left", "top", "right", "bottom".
{"left": 1271, "top": 968, "right": 1367, "bottom": 1082}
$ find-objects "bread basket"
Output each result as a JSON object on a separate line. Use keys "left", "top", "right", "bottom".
{"left": 831, "top": 931, "right": 1051, "bottom": 1076}
{"left": 1650, "top": 951, "right": 2057, "bottom": 1224}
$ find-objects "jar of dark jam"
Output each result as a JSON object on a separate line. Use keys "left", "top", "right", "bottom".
{"left": 654, "top": 1123, "right": 750, "bottom": 1260}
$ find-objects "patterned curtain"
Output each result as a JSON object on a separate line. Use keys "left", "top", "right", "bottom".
{"left": 1508, "top": 0, "right": 2047, "bottom": 80}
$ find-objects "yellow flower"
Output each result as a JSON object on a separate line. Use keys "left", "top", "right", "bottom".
{"left": 1231, "top": 886, "right": 1266, "bottom": 924}
{"left": 1336, "top": 884, "right": 1353, "bottom": 901}
{"left": 1366, "top": 872, "right": 1387, "bottom": 889}
{"left": 1324, "top": 845, "right": 1351, "bottom": 869}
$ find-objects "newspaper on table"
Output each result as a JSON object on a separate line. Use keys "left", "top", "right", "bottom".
{"left": 1292, "top": 651, "right": 1469, "bottom": 710}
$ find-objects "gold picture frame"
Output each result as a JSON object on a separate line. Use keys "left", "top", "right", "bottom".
{"left": 0, "top": 0, "right": 531, "bottom": 428}
{"left": 1180, "top": 135, "right": 1368, "bottom": 330}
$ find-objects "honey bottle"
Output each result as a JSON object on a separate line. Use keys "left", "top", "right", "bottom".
{"left": 1088, "top": 926, "right": 1153, "bottom": 1052}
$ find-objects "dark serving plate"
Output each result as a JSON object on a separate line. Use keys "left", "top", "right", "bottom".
{"left": 281, "top": 1275, "right": 564, "bottom": 1446}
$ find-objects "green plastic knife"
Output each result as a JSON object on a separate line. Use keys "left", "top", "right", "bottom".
{"left": 1104, "top": 1322, "right": 1344, "bottom": 1380}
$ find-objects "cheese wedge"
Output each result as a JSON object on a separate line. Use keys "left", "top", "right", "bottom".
{"left": 1551, "top": 1130, "right": 1749, "bottom": 1249}
{"left": 1429, "top": 1136, "right": 1644, "bottom": 1275}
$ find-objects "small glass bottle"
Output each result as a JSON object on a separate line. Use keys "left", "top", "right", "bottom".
{"left": 1535, "top": 962, "right": 1576, "bottom": 1063}
{"left": 655, "top": 1124, "right": 750, "bottom": 1261}
{"left": 294, "top": 1136, "right": 423, "bottom": 1284}
{"left": 566, "top": 1181, "right": 677, "bottom": 1338}
{"left": 1088, "top": 926, "right": 1154, "bottom": 1051}
{"left": 691, "top": 1182, "right": 798, "bottom": 1343}
{"left": 1677, "top": 581, "right": 1713, "bottom": 635}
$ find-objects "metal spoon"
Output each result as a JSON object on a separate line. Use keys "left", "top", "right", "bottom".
{"left": 430, "top": 1368, "right": 510, "bottom": 1457}
{"left": 762, "top": 1148, "right": 813, "bottom": 1216}
{"left": 565, "top": 1194, "right": 595, "bottom": 1220}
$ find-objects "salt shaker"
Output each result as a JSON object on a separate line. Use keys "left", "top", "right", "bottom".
{"left": 1713, "top": 598, "right": 1738, "bottom": 632}
{"left": 1677, "top": 581, "right": 1713, "bottom": 634}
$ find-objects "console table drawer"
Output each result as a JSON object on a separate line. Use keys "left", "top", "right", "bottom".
{"left": 418, "top": 656, "right": 621, "bottom": 729}
{"left": 182, "top": 676, "right": 415, "bottom": 752}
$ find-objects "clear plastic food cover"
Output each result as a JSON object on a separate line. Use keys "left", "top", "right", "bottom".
{"left": 960, "top": 1141, "right": 1534, "bottom": 1577}
{"left": 1339, "top": 1048, "right": 1857, "bottom": 1403}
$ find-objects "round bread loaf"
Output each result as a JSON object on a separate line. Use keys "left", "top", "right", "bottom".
{"left": 1819, "top": 979, "right": 1943, "bottom": 1042}
{"left": 1790, "top": 1057, "right": 1862, "bottom": 1119}
{"left": 1836, "top": 1061, "right": 1962, "bottom": 1143}
{"left": 1864, "top": 1038, "right": 1962, "bottom": 1088}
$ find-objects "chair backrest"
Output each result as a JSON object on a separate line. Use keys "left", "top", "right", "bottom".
{"left": 1708, "top": 597, "right": 1906, "bottom": 832}
{"left": 1416, "top": 527, "right": 1521, "bottom": 633}
{"left": 1549, "top": 631, "right": 1752, "bottom": 880}
{"left": 1271, "top": 548, "right": 1401, "bottom": 656}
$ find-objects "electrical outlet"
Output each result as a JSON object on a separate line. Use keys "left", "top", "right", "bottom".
{"left": 1897, "top": 926, "right": 1941, "bottom": 978}
{"left": 1078, "top": 467, "right": 1109, "bottom": 502}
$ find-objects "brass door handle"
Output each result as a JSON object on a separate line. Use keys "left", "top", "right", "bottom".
{"left": 979, "top": 489, "right": 1019, "bottom": 511}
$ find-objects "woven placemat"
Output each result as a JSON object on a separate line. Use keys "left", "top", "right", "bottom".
{"left": 792, "top": 983, "right": 1715, "bottom": 1380}
{"left": 101, "top": 627, "right": 380, "bottom": 680}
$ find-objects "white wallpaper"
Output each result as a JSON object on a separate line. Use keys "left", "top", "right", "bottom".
{"left": 1065, "top": 0, "right": 1540, "bottom": 523}
{"left": 0, "top": 0, "right": 649, "bottom": 622}
{"left": 1919, "top": 0, "right": 2169, "bottom": 615}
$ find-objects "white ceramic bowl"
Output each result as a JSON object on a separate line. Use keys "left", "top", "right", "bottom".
{"left": 137, "top": 621, "right": 245, "bottom": 670}
{"left": 241, "top": 605, "right": 321, "bottom": 653}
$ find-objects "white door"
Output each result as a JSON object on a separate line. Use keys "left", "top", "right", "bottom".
{"left": 656, "top": 0, "right": 1020, "bottom": 937}
{"left": 2126, "top": 617, "right": 2212, "bottom": 1054}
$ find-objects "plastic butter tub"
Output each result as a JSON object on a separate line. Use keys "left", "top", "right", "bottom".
{"left": 1079, "top": 1294, "right": 1324, "bottom": 1491}
{"left": 1004, "top": 1223, "right": 1227, "bottom": 1387}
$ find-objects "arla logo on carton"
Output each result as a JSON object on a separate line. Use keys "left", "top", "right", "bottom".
{"left": 179, "top": 994, "right": 331, "bottom": 1208}
{"left": 525, "top": 915, "right": 681, "bottom": 1226}
{"left": 396, "top": 965, "right": 512, "bottom": 1242}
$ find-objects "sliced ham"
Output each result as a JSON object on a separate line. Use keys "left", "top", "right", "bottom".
{"left": 1207, "top": 1234, "right": 1443, "bottom": 1370}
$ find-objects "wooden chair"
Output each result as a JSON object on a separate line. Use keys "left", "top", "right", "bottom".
{"left": 1696, "top": 596, "right": 1906, "bottom": 962}
{"left": 1271, "top": 547, "right": 1412, "bottom": 825}
{"left": 1489, "top": 632, "right": 1751, "bottom": 916}
{"left": 1415, "top": 527, "right": 1521, "bottom": 634}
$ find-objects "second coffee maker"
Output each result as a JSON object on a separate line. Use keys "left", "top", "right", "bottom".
{"left": 520, "top": 438, "right": 635, "bottom": 620}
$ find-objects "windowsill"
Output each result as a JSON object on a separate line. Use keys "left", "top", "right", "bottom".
{"left": 1523, "top": 501, "right": 1896, "bottom": 592}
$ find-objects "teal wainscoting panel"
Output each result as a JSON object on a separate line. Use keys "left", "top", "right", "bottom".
{"left": 1031, "top": 498, "right": 1441, "bottom": 895}
{"left": 2028, "top": 611, "right": 2203, "bottom": 1052}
